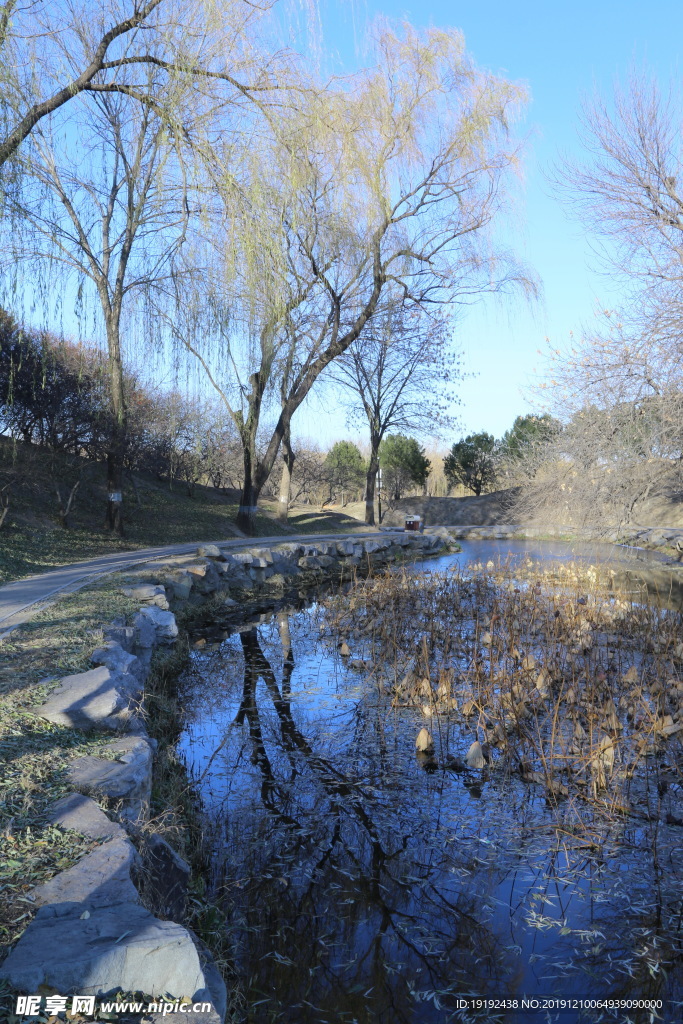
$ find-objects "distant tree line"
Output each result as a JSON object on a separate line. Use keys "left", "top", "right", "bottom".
{"left": 442, "top": 415, "right": 561, "bottom": 496}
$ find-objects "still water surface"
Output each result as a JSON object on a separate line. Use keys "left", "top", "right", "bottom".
{"left": 178, "top": 541, "right": 683, "bottom": 1023}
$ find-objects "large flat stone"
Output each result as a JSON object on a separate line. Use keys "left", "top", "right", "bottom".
{"left": 363, "top": 540, "right": 382, "bottom": 554}
{"left": 0, "top": 901, "right": 208, "bottom": 1000}
{"left": 91, "top": 641, "right": 145, "bottom": 687}
{"left": 121, "top": 584, "right": 167, "bottom": 603}
{"left": 197, "top": 544, "right": 222, "bottom": 558}
{"left": 249, "top": 547, "right": 273, "bottom": 564}
{"left": 69, "top": 735, "right": 154, "bottom": 816}
{"left": 133, "top": 611, "right": 157, "bottom": 649}
{"left": 185, "top": 562, "right": 208, "bottom": 577}
{"left": 230, "top": 551, "right": 253, "bottom": 566}
{"left": 48, "top": 792, "right": 126, "bottom": 840}
{"left": 214, "top": 564, "right": 250, "bottom": 589}
{"left": 102, "top": 624, "right": 135, "bottom": 653}
{"left": 335, "top": 540, "right": 356, "bottom": 556}
{"left": 186, "top": 563, "right": 221, "bottom": 595}
{"left": 31, "top": 836, "right": 139, "bottom": 908}
{"left": 171, "top": 574, "right": 194, "bottom": 600}
{"left": 135, "top": 606, "right": 178, "bottom": 644}
{"left": 272, "top": 543, "right": 304, "bottom": 558}
{"left": 298, "top": 555, "right": 321, "bottom": 569}
{"left": 35, "top": 666, "right": 138, "bottom": 732}
{"left": 145, "top": 931, "right": 226, "bottom": 1023}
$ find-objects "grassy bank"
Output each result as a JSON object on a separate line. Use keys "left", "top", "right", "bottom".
{"left": 0, "top": 580, "right": 141, "bottom": 961}
{"left": 0, "top": 573, "right": 245, "bottom": 1020}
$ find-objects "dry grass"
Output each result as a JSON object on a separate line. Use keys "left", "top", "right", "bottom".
{"left": 0, "top": 573, "right": 247, "bottom": 1021}
{"left": 323, "top": 558, "right": 683, "bottom": 830}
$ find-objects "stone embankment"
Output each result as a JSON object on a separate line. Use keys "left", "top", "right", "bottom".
{"left": 0, "top": 529, "right": 452, "bottom": 1022}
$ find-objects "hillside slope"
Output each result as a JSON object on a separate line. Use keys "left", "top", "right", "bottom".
{"left": 0, "top": 439, "right": 278, "bottom": 582}
{"left": 381, "top": 488, "right": 683, "bottom": 530}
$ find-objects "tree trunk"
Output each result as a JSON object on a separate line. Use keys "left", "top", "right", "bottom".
{"left": 237, "top": 445, "right": 260, "bottom": 535}
{"left": 104, "top": 316, "right": 126, "bottom": 537}
{"left": 105, "top": 448, "right": 125, "bottom": 535}
{"left": 55, "top": 480, "right": 80, "bottom": 529}
{"left": 277, "top": 429, "right": 295, "bottom": 522}
{"left": 0, "top": 483, "right": 10, "bottom": 529}
{"left": 365, "top": 453, "right": 379, "bottom": 526}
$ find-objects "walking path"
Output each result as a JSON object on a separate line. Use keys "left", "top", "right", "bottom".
{"left": 0, "top": 530, "right": 391, "bottom": 638}
{"left": 4, "top": 519, "right": 683, "bottom": 640}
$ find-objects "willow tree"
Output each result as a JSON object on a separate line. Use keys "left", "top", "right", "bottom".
{"left": 2, "top": 0, "right": 303, "bottom": 534}
{"left": 0, "top": 0, "right": 167, "bottom": 170}
{"left": 7, "top": 75, "right": 194, "bottom": 533}
{"left": 177, "top": 23, "right": 533, "bottom": 533}
{"left": 0, "top": 0, "right": 292, "bottom": 170}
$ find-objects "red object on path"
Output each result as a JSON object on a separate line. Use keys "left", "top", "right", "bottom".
{"left": 405, "top": 515, "right": 421, "bottom": 532}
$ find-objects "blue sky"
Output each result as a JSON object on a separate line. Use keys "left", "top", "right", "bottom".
{"left": 7, "top": 1, "right": 680, "bottom": 453}
{"left": 291, "top": 0, "right": 683, "bottom": 446}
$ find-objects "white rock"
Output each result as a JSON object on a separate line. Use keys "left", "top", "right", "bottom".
{"left": 137, "top": 606, "right": 178, "bottom": 644}
{"left": 31, "top": 836, "right": 139, "bottom": 908}
{"left": 36, "top": 667, "right": 137, "bottom": 731}
{"left": 47, "top": 792, "right": 126, "bottom": 841}
{"left": 91, "top": 641, "right": 144, "bottom": 686}
{"left": 197, "top": 544, "right": 222, "bottom": 558}
{"left": 0, "top": 902, "right": 208, "bottom": 1000}
{"left": 121, "top": 584, "right": 166, "bottom": 601}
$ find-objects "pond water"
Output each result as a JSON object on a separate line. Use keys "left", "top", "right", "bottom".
{"left": 178, "top": 541, "right": 683, "bottom": 1024}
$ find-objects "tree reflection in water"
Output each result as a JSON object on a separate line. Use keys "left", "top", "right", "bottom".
{"left": 180, "top": 607, "right": 682, "bottom": 1024}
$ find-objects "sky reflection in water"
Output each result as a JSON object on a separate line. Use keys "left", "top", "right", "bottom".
{"left": 178, "top": 541, "right": 683, "bottom": 1024}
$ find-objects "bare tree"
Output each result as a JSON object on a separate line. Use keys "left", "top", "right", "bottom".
{"left": 554, "top": 74, "right": 683, "bottom": 320}
{"left": 331, "top": 303, "right": 457, "bottom": 524}
{"left": 2, "top": 0, "right": 325, "bottom": 535}
{"left": 9, "top": 82, "right": 191, "bottom": 533}
{"left": 520, "top": 74, "right": 683, "bottom": 531}
{"left": 287, "top": 442, "right": 329, "bottom": 507}
{"left": 513, "top": 396, "right": 681, "bottom": 531}
{"left": 177, "top": 23, "right": 533, "bottom": 533}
